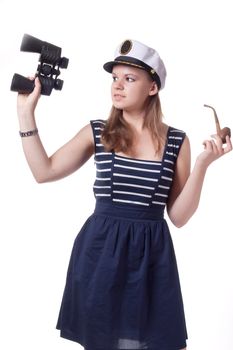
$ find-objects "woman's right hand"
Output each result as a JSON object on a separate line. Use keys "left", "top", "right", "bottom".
{"left": 17, "top": 77, "right": 41, "bottom": 119}
{"left": 196, "top": 134, "right": 232, "bottom": 169}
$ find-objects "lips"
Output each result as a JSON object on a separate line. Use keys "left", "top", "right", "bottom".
{"left": 113, "top": 94, "right": 125, "bottom": 99}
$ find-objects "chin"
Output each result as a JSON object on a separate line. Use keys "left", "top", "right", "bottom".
{"left": 112, "top": 102, "right": 125, "bottom": 109}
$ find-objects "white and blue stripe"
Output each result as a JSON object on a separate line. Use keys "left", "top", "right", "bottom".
{"left": 90, "top": 120, "right": 185, "bottom": 208}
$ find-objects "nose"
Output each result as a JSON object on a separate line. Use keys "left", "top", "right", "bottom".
{"left": 114, "top": 78, "right": 124, "bottom": 90}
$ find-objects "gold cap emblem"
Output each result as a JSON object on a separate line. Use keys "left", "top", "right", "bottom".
{"left": 120, "top": 40, "right": 133, "bottom": 55}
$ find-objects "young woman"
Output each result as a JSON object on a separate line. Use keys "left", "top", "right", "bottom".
{"left": 17, "top": 39, "right": 232, "bottom": 350}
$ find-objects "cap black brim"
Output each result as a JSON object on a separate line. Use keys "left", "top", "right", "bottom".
{"left": 103, "top": 61, "right": 117, "bottom": 73}
{"left": 103, "top": 59, "right": 145, "bottom": 73}
{"left": 103, "top": 56, "right": 161, "bottom": 89}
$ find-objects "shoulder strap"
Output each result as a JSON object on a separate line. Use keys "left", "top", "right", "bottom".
{"left": 90, "top": 119, "right": 106, "bottom": 153}
{"left": 166, "top": 127, "right": 186, "bottom": 161}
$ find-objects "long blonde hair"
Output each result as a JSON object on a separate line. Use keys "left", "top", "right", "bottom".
{"left": 101, "top": 94, "right": 164, "bottom": 156}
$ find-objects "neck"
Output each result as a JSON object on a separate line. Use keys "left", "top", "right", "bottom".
{"left": 122, "top": 110, "right": 146, "bottom": 132}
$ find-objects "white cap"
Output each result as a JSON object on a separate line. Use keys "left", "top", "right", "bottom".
{"left": 103, "top": 39, "right": 167, "bottom": 89}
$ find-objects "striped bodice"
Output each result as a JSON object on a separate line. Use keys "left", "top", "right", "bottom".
{"left": 90, "top": 120, "right": 186, "bottom": 209}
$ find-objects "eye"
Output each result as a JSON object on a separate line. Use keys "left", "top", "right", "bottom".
{"left": 126, "top": 77, "right": 135, "bottom": 82}
{"left": 112, "top": 76, "right": 118, "bottom": 82}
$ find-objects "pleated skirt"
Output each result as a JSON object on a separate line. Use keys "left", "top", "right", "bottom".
{"left": 56, "top": 201, "right": 188, "bottom": 349}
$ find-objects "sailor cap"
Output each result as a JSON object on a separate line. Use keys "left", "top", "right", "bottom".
{"left": 103, "top": 39, "right": 166, "bottom": 90}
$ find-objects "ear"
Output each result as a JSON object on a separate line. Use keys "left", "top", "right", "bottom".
{"left": 149, "top": 82, "right": 158, "bottom": 96}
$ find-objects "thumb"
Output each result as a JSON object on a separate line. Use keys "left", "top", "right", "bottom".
{"left": 34, "top": 77, "right": 41, "bottom": 94}
{"left": 29, "top": 77, "right": 41, "bottom": 101}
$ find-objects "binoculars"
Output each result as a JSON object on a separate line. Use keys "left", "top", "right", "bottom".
{"left": 10, "top": 34, "right": 69, "bottom": 96}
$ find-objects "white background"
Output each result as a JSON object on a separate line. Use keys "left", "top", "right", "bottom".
{"left": 0, "top": 0, "right": 233, "bottom": 349}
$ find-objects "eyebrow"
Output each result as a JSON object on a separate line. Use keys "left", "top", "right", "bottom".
{"left": 112, "top": 72, "right": 138, "bottom": 77}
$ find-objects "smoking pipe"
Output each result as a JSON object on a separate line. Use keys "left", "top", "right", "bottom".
{"left": 204, "top": 104, "right": 231, "bottom": 143}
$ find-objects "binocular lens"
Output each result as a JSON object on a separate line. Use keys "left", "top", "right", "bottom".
{"left": 54, "top": 79, "right": 63, "bottom": 90}
{"left": 60, "top": 57, "right": 69, "bottom": 69}
{"left": 10, "top": 74, "right": 34, "bottom": 94}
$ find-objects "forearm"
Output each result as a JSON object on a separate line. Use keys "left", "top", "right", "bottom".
{"left": 18, "top": 113, "right": 51, "bottom": 183}
{"left": 168, "top": 159, "right": 207, "bottom": 227}
{"left": 17, "top": 78, "right": 95, "bottom": 183}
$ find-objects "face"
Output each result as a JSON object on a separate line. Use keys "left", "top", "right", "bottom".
{"left": 111, "top": 65, "right": 158, "bottom": 113}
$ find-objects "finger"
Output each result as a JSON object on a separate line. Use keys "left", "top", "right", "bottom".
{"left": 202, "top": 141, "right": 207, "bottom": 149}
{"left": 27, "top": 76, "right": 41, "bottom": 92}
{"left": 34, "top": 77, "right": 41, "bottom": 91}
{"left": 210, "top": 139, "right": 219, "bottom": 154}
{"left": 223, "top": 135, "right": 233, "bottom": 154}
{"left": 30, "top": 77, "right": 41, "bottom": 97}
{"left": 202, "top": 140, "right": 213, "bottom": 151}
{"left": 211, "top": 134, "right": 224, "bottom": 154}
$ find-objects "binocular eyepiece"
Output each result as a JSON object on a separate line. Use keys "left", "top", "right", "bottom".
{"left": 10, "top": 34, "right": 69, "bottom": 96}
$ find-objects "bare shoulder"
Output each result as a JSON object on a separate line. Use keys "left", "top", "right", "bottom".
{"left": 69, "top": 123, "right": 95, "bottom": 153}
{"left": 75, "top": 123, "right": 94, "bottom": 143}
{"left": 51, "top": 122, "right": 95, "bottom": 163}
{"left": 167, "top": 134, "right": 191, "bottom": 211}
{"left": 48, "top": 122, "right": 95, "bottom": 180}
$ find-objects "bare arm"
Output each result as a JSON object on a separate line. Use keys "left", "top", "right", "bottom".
{"left": 167, "top": 134, "right": 232, "bottom": 228}
{"left": 17, "top": 77, "right": 94, "bottom": 183}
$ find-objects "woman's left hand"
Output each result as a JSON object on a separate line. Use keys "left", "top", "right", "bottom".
{"left": 196, "top": 134, "right": 232, "bottom": 168}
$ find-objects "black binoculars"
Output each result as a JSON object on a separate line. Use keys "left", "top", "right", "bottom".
{"left": 10, "top": 34, "right": 69, "bottom": 96}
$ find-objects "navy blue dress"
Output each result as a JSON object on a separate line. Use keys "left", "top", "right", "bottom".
{"left": 56, "top": 120, "right": 188, "bottom": 349}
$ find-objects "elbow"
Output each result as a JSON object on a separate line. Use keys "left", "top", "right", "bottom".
{"left": 175, "top": 209, "right": 199, "bottom": 228}
{"left": 32, "top": 163, "right": 54, "bottom": 184}
{"left": 167, "top": 211, "right": 190, "bottom": 228}
{"left": 34, "top": 170, "right": 58, "bottom": 183}
{"left": 34, "top": 172, "right": 51, "bottom": 184}
{"left": 172, "top": 220, "right": 188, "bottom": 228}
{"left": 35, "top": 176, "right": 47, "bottom": 184}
